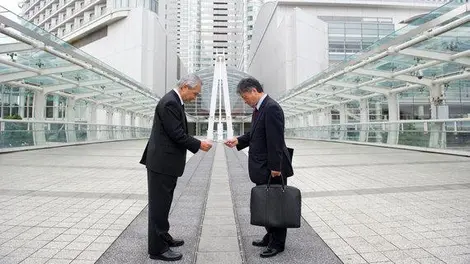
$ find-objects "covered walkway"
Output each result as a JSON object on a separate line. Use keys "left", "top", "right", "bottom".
{"left": 0, "top": 140, "right": 469, "bottom": 264}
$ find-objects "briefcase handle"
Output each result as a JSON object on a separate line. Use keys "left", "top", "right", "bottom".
{"left": 266, "top": 151, "right": 286, "bottom": 191}
{"left": 267, "top": 174, "right": 286, "bottom": 192}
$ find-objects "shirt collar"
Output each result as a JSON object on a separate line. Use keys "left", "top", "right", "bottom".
{"left": 255, "top": 94, "right": 267, "bottom": 110}
{"left": 173, "top": 88, "right": 184, "bottom": 105}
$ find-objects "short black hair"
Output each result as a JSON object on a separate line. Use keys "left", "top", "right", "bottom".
{"left": 237, "top": 77, "right": 264, "bottom": 94}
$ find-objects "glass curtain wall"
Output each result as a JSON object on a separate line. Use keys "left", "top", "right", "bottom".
{"left": 0, "top": 85, "right": 33, "bottom": 119}
{"left": 0, "top": 85, "right": 91, "bottom": 120}
{"left": 322, "top": 16, "right": 395, "bottom": 63}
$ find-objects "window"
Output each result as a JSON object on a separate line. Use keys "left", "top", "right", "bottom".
{"left": 114, "top": 0, "right": 130, "bottom": 8}
{"left": 150, "top": 0, "right": 158, "bottom": 14}
{"left": 325, "top": 16, "right": 394, "bottom": 58}
{"left": 0, "top": 86, "right": 20, "bottom": 118}
{"left": 46, "top": 95, "right": 67, "bottom": 119}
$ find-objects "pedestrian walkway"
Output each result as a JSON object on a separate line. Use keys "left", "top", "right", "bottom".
{"left": 95, "top": 143, "right": 214, "bottom": 264}
{"left": 225, "top": 147, "right": 342, "bottom": 264}
{"left": 285, "top": 140, "right": 470, "bottom": 264}
{"left": 0, "top": 139, "right": 469, "bottom": 264}
{"left": 195, "top": 144, "right": 242, "bottom": 264}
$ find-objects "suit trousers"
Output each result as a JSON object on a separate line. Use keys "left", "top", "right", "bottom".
{"left": 147, "top": 169, "right": 178, "bottom": 255}
{"left": 258, "top": 176, "right": 287, "bottom": 250}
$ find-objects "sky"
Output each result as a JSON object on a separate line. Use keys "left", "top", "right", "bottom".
{"left": 0, "top": 0, "right": 21, "bottom": 14}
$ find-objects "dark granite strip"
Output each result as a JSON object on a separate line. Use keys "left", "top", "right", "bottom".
{"left": 95, "top": 147, "right": 215, "bottom": 264}
{"left": 302, "top": 183, "right": 470, "bottom": 198}
{"left": 225, "top": 147, "right": 343, "bottom": 264}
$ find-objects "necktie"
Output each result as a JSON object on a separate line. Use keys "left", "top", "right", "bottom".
{"left": 251, "top": 108, "right": 259, "bottom": 124}
{"left": 182, "top": 104, "right": 187, "bottom": 132}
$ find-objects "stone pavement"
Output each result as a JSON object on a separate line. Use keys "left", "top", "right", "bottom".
{"left": 195, "top": 144, "right": 242, "bottom": 264}
{"left": 283, "top": 140, "right": 470, "bottom": 264}
{"left": 226, "top": 147, "right": 342, "bottom": 264}
{"left": 95, "top": 143, "right": 213, "bottom": 264}
{"left": 0, "top": 139, "right": 469, "bottom": 264}
{"left": 0, "top": 141, "right": 193, "bottom": 264}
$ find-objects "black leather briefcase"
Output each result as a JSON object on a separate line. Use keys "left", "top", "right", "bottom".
{"left": 250, "top": 175, "right": 301, "bottom": 228}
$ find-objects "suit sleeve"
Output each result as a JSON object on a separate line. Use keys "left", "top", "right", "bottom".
{"left": 160, "top": 101, "right": 201, "bottom": 153}
{"left": 265, "top": 105, "right": 285, "bottom": 172}
{"left": 236, "top": 131, "right": 250, "bottom": 150}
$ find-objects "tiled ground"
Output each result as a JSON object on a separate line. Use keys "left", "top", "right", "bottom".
{"left": 284, "top": 140, "right": 470, "bottom": 264}
{"left": 1, "top": 139, "right": 469, "bottom": 264}
{"left": 0, "top": 140, "right": 193, "bottom": 264}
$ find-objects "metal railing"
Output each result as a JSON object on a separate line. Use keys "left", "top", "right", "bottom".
{"left": 286, "top": 118, "right": 470, "bottom": 152}
{"left": 0, "top": 119, "right": 151, "bottom": 149}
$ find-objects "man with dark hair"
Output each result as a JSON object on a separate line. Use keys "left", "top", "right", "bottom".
{"left": 140, "top": 74, "right": 213, "bottom": 261}
{"left": 225, "top": 77, "right": 293, "bottom": 258}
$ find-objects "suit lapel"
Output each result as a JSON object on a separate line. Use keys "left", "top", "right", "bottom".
{"left": 171, "top": 90, "right": 187, "bottom": 132}
{"left": 250, "top": 96, "right": 269, "bottom": 138}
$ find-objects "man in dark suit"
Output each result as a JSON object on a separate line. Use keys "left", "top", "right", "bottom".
{"left": 140, "top": 74, "right": 213, "bottom": 261}
{"left": 224, "top": 77, "right": 293, "bottom": 258}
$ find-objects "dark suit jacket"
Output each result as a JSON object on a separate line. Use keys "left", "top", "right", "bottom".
{"left": 237, "top": 95, "right": 294, "bottom": 184}
{"left": 140, "top": 90, "right": 200, "bottom": 176}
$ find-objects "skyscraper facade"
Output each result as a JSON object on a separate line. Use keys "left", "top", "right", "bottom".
{"left": 167, "top": 0, "right": 244, "bottom": 72}
{"left": 241, "top": 0, "right": 264, "bottom": 71}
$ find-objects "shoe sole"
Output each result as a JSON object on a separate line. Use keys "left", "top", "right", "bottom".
{"left": 149, "top": 255, "right": 183, "bottom": 261}
{"left": 252, "top": 243, "right": 268, "bottom": 247}
{"left": 260, "top": 249, "right": 284, "bottom": 258}
{"left": 260, "top": 254, "right": 276, "bottom": 258}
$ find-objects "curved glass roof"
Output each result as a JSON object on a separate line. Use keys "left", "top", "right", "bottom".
{"left": 0, "top": 6, "right": 159, "bottom": 117}
{"left": 278, "top": 0, "right": 470, "bottom": 117}
{"left": 184, "top": 66, "right": 254, "bottom": 120}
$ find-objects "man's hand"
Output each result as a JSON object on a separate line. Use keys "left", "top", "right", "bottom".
{"left": 224, "top": 137, "right": 238, "bottom": 148}
{"left": 200, "top": 140, "right": 213, "bottom": 152}
{"left": 271, "top": 170, "right": 281, "bottom": 177}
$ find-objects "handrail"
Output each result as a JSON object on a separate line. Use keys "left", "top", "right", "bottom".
{"left": 288, "top": 118, "right": 470, "bottom": 128}
{"left": 0, "top": 118, "right": 151, "bottom": 129}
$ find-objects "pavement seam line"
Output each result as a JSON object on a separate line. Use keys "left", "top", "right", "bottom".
{"left": 194, "top": 143, "right": 243, "bottom": 264}
{"left": 225, "top": 146, "right": 248, "bottom": 264}
{"left": 192, "top": 145, "right": 216, "bottom": 264}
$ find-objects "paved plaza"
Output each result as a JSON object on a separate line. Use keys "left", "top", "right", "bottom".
{"left": 0, "top": 140, "right": 469, "bottom": 264}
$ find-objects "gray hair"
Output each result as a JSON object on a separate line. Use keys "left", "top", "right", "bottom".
{"left": 177, "top": 74, "right": 202, "bottom": 89}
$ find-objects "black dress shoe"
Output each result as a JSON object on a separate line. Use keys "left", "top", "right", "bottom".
{"left": 260, "top": 247, "right": 284, "bottom": 258}
{"left": 252, "top": 239, "right": 269, "bottom": 247}
{"left": 167, "top": 238, "right": 184, "bottom": 247}
{"left": 163, "top": 233, "right": 184, "bottom": 247}
{"left": 149, "top": 249, "right": 182, "bottom": 261}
